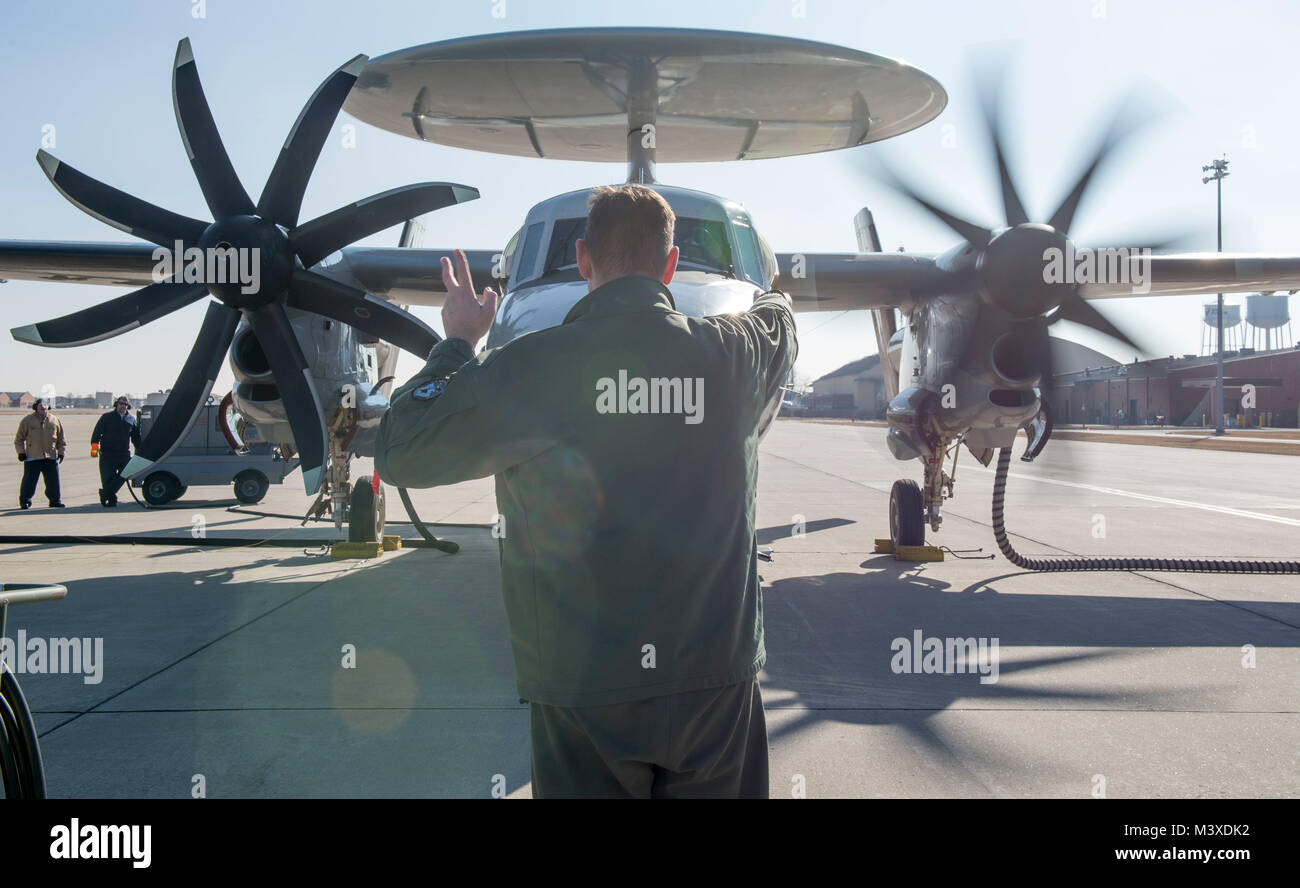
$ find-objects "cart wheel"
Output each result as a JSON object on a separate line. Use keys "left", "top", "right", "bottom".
{"left": 348, "top": 479, "right": 385, "bottom": 542}
{"left": 233, "top": 470, "right": 269, "bottom": 505}
{"left": 142, "top": 472, "right": 181, "bottom": 506}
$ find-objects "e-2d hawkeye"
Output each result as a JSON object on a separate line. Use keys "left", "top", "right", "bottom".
{"left": 5, "top": 29, "right": 1300, "bottom": 572}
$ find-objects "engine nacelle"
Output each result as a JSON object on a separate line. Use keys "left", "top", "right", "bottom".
{"left": 227, "top": 307, "right": 388, "bottom": 455}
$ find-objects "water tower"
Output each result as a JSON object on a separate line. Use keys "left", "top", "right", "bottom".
{"left": 1201, "top": 301, "right": 1242, "bottom": 355}
{"left": 1245, "top": 292, "right": 1294, "bottom": 351}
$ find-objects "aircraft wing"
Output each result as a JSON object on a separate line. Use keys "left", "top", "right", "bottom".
{"left": 774, "top": 252, "right": 951, "bottom": 311}
{"left": 775, "top": 249, "right": 1300, "bottom": 311}
{"left": 322, "top": 247, "right": 500, "bottom": 307}
{"left": 9, "top": 240, "right": 1296, "bottom": 314}
{"left": 1076, "top": 253, "right": 1300, "bottom": 300}
{"left": 0, "top": 241, "right": 159, "bottom": 286}
{"left": 0, "top": 240, "right": 501, "bottom": 308}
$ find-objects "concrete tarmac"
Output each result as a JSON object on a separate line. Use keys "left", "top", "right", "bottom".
{"left": 1, "top": 413, "right": 1297, "bottom": 797}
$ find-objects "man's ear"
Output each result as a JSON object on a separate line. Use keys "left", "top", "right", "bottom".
{"left": 662, "top": 245, "right": 680, "bottom": 285}
{"left": 576, "top": 239, "right": 593, "bottom": 281}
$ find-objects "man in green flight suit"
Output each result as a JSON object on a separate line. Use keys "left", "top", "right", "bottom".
{"left": 375, "top": 184, "right": 797, "bottom": 798}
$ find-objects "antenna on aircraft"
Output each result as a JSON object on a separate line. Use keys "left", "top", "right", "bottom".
{"left": 343, "top": 28, "right": 947, "bottom": 184}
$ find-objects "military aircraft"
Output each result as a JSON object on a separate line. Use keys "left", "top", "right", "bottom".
{"left": 5, "top": 28, "right": 1300, "bottom": 568}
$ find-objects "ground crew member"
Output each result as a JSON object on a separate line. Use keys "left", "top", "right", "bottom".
{"left": 14, "top": 398, "right": 66, "bottom": 509}
{"left": 376, "top": 184, "right": 797, "bottom": 798}
{"left": 91, "top": 395, "right": 142, "bottom": 507}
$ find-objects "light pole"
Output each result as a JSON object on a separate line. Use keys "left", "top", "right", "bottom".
{"left": 1202, "top": 156, "right": 1230, "bottom": 436}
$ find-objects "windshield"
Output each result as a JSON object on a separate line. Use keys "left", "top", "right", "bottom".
{"left": 538, "top": 216, "right": 738, "bottom": 279}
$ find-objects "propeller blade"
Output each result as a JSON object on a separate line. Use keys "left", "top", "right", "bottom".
{"left": 1052, "top": 292, "right": 1144, "bottom": 352}
{"left": 257, "top": 54, "right": 368, "bottom": 228}
{"left": 1046, "top": 105, "right": 1145, "bottom": 235}
{"left": 876, "top": 164, "right": 993, "bottom": 248}
{"left": 11, "top": 281, "right": 207, "bottom": 347}
{"left": 287, "top": 269, "right": 440, "bottom": 358}
{"left": 171, "top": 38, "right": 254, "bottom": 219}
{"left": 35, "top": 150, "right": 207, "bottom": 248}
{"left": 245, "top": 302, "right": 328, "bottom": 495}
{"left": 122, "top": 302, "right": 239, "bottom": 479}
{"left": 290, "top": 183, "right": 480, "bottom": 268}
{"left": 1081, "top": 229, "right": 1198, "bottom": 255}
{"left": 974, "top": 67, "right": 1030, "bottom": 227}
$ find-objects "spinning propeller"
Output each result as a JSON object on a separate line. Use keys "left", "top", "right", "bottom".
{"left": 873, "top": 63, "right": 1163, "bottom": 390}
{"left": 12, "top": 38, "right": 478, "bottom": 494}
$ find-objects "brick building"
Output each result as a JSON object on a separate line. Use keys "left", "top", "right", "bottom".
{"left": 0, "top": 391, "right": 36, "bottom": 408}
{"left": 1048, "top": 346, "right": 1300, "bottom": 427}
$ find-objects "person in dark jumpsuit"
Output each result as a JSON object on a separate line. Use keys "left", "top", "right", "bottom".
{"left": 91, "top": 395, "right": 141, "bottom": 507}
{"left": 376, "top": 185, "right": 797, "bottom": 798}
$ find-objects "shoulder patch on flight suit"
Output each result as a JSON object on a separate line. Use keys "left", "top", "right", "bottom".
{"left": 412, "top": 379, "right": 447, "bottom": 401}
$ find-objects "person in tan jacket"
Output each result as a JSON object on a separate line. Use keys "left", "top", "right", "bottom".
{"left": 14, "top": 399, "right": 66, "bottom": 508}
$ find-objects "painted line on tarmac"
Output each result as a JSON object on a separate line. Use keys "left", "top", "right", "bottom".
{"left": 966, "top": 465, "right": 1300, "bottom": 528}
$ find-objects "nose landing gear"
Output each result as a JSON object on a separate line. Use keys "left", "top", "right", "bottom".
{"left": 347, "top": 474, "right": 386, "bottom": 543}
{"left": 888, "top": 479, "right": 926, "bottom": 548}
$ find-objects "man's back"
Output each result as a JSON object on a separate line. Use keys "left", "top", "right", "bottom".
{"left": 376, "top": 275, "right": 797, "bottom": 706}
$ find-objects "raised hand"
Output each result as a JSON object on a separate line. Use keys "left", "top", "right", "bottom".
{"left": 440, "top": 248, "right": 500, "bottom": 350}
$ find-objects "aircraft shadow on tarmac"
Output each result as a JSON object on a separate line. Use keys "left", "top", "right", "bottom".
{"left": 11, "top": 536, "right": 527, "bottom": 797}
{"left": 758, "top": 557, "right": 1300, "bottom": 772}
{"left": 757, "top": 518, "right": 856, "bottom": 546}
{"left": 0, "top": 498, "right": 243, "bottom": 516}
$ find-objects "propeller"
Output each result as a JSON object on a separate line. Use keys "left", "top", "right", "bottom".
{"left": 11, "top": 38, "right": 478, "bottom": 494}
{"left": 868, "top": 60, "right": 1161, "bottom": 388}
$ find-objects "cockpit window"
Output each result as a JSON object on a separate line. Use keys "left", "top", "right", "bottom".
{"left": 514, "top": 221, "right": 545, "bottom": 285}
{"left": 536, "top": 216, "right": 746, "bottom": 282}
{"left": 542, "top": 218, "right": 586, "bottom": 277}
{"left": 677, "top": 218, "right": 734, "bottom": 276}
{"left": 730, "top": 217, "right": 766, "bottom": 287}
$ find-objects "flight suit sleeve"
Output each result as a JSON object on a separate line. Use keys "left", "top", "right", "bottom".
{"left": 711, "top": 290, "right": 799, "bottom": 408}
{"left": 91, "top": 414, "right": 106, "bottom": 446}
{"left": 374, "top": 336, "right": 559, "bottom": 489}
{"left": 130, "top": 418, "right": 142, "bottom": 450}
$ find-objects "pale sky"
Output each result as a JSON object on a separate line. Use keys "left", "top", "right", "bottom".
{"left": 2, "top": 0, "right": 1297, "bottom": 399}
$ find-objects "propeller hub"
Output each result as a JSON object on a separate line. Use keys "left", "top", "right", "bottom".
{"left": 196, "top": 215, "right": 292, "bottom": 309}
{"left": 977, "top": 223, "right": 1074, "bottom": 319}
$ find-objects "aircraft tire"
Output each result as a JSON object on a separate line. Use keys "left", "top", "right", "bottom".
{"left": 348, "top": 479, "right": 385, "bottom": 543}
{"left": 889, "top": 479, "right": 925, "bottom": 548}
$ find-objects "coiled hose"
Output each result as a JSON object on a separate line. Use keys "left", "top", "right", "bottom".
{"left": 0, "top": 666, "right": 45, "bottom": 798}
{"left": 991, "top": 447, "right": 1300, "bottom": 574}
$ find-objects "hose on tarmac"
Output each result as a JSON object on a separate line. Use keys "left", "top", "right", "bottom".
{"left": 991, "top": 447, "right": 1300, "bottom": 574}
{"left": 397, "top": 487, "right": 459, "bottom": 554}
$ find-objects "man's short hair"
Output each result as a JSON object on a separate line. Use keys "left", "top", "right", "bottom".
{"left": 584, "top": 184, "right": 675, "bottom": 279}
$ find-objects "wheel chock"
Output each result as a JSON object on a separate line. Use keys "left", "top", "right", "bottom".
{"left": 874, "top": 538, "right": 945, "bottom": 562}
{"left": 330, "top": 541, "right": 385, "bottom": 559}
{"left": 382, "top": 535, "right": 402, "bottom": 551}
